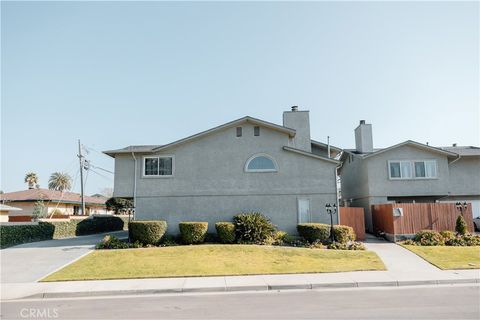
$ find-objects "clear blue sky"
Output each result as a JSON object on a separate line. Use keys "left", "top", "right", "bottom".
{"left": 1, "top": 1, "right": 479, "bottom": 194}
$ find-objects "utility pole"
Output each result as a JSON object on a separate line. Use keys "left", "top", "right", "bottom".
{"left": 78, "top": 139, "right": 86, "bottom": 215}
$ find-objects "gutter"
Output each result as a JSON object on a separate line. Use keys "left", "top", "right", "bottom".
{"left": 131, "top": 152, "right": 137, "bottom": 220}
{"left": 449, "top": 154, "right": 462, "bottom": 165}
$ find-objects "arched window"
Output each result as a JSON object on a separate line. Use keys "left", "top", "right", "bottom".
{"left": 245, "top": 154, "right": 278, "bottom": 172}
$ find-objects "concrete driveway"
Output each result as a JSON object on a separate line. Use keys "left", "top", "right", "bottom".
{"left": 0, "top": 231, "right": 127, "bottom": 283}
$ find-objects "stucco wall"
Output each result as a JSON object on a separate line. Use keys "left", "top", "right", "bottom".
{"left": 366, "top": 145, "right": 450, "bottom": 197}
{"left": 447, "top": 157, "right": 480, "bottom": 196}
{"left": 115, "top": 122, "right": 338, "bottom": 234}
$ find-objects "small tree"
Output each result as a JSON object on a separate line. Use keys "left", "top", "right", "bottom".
{"left": 24, "top": 172, "right": 39, "bottom": 189}
{"left": 455, "top": 215, "right": 467, "bottom": 235}
{"left": 32, "top": 200, "right": 46, "bottom": 221}
{"left": 106, "top": 197, "right": 134, "bottom": 215}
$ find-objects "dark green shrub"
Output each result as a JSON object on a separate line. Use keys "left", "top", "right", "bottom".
{"left": 333, "top": 225, "right": 356, "bottom": 243}
{"left": 76, "top": 216, "right": 125, "bottom": 235}
{"left": 456, "top": 215, "right": 468, "bottom": 235}
{"left": 297, "top": 223, "right": 330, "bottom": 243}
{"left": 129, "top": 221, "right": 167, "bottom": 245}
{"left": 160, "top": 235, "right": 178, "bottom": 247}
{"left": 414, "top": 230, "right": 444, "bottom": 246}
{"left": 445, "top": 236, "right": 466, "bottom": 246}
{"left": 440, "top": 230, "right": 456, "bottom": 242}
{"left": 0, "top": 223, "right": 55, "bottom": 248}
{"left": 233, "top": 212, "right": 276, "bottom": 244}
{"left": 462, "top": 233, "right": 480, "bottom": 246}
{"left": 215, "top": 222, "right": 236, "bottom": 244}
{"left": 96, "top": 235, "right": 129, "bottom": 249}
{"left": 179, "top": 222, "right": 208, "bottom": 244}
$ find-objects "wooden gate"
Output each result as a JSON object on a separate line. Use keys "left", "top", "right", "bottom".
{"left": 339, "top": 207, "right": 365, "bottom": 241}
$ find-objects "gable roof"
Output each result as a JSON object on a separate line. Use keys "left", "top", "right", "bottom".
{"left": 0, "top": 204, "right": 22, "bottom": 211}
{"left": 0, "top": 189, "right": 107, "bottom": 206}
{"left": 341, "top": 140, "right": 458, "bottom": 160}
{"left": 104, "top": 116, "right": 297, "bottom": 157}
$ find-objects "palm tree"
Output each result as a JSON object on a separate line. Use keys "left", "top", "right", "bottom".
{"left": 48, "top": 172, "right": 72, "bottom": 192}
{"left": 24, "top": 172, "right": 39, "bottom": 189}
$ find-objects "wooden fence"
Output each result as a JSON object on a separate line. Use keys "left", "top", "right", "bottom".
{"left": 371, "top": 203, "right": 474, "bottom": 239}
{"left": 339, "top": 207, "right": 366, "bottom": 241}
{"left": 8, "top": 215, "right": 32, "bottom": 222}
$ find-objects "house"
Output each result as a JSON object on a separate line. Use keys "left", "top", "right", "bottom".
{"left": 104, "top": 107, "right": 342, "bottom": 234}
{"left": 0, "top": 204, "right": 22, "bottom": 222}
{"left": 0, "top": 188, "right": 110, "bottom": 220}
{"left": 339, "top": 120, "right": 480, "bottom": 232}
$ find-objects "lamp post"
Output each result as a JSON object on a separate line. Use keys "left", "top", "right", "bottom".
{"left": 455, "top": 201, "right": 468, "bottom": 215}
{"left": 326, "top": 203, "right": 337, "bottom": 242}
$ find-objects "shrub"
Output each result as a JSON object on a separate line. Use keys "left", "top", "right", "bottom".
{"left": 327, "top": 242, "right": 348, "bottom": 250}
{"left": 456, "top": 215, "right": 468, "bottom": 235}
{"left": 348, "top": 242, "right": 366, "bottom": 250}
{"left": 440, "top": 230, "right": 456, "bottom": 242}
{"left": 297, "top": 223, "right": 330, "bottom": 243}
{"left": 160, "top": 235, "right": 178, "bottom": 247}
{"left": 76, "top": 216, "right": 125, "bottom": 235}
{"left": 414, "top": 230, "right": 444, "bottom": 246}
{"left": 233, "top": 212, "right": 276, "bottom": 244}
{"left": 402, "top": 239, "right": 417, "bottom": 246}
{"left": 179, "top": 222, "right": 208, "bottom": 244}
{"left": 215, "top": 222, "right": 236, "bottom": 244}
{"left": 333, "top": 225, "right": 356, "bottom": 243}
{"left": 462, "top": 233, "right": 480, "bottom": 246}
{"left": 129, "top": 221, "right": 167, "bottom": 245}
{"left": 96, "top": 235, "right": 129, "bottom": 249}
{"left": 445, "top": 236, "right": 466, "bottom": 246}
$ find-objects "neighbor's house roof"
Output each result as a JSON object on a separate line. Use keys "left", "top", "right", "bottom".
{"left": 342, "top": 140, "right": 459, "bottom": 160}
{"left": 104, "top": 116, "right": 297, "bottom": 157}
{"left": 440, "top": 146, "right": 480, "bottom": 157}
{"left": 0, "top": 189, "right": 106, "bottom": 206}
{"left": 0, "top": 204, "right": 22, "bottom": 211}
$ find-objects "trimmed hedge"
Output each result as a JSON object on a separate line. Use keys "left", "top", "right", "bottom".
{"left": 297, "top": 223, "right": 356, "bottom": 244}
{"left": 0, "top": 216, "right": 128, "bottom": 248}
{"left": 129, "top": 221, "right": 167, "bottom": 245}
{"left": 297, "top": 223, "right": 330, "bottom": 243}
{"left": 233, "top": 212, "right": 276, "bottom": 244}
{"left": 179, "top": 222, "right": 208, "bottom": 244}
{"left": 215, "top": 222, "right": 236, "bottom": 244}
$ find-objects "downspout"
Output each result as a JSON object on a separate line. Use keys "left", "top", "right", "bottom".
{"left": 444, "top": 154, "right": 461, "bottom": 201}
{"left": 335, "top": 164, "right": 341, "bottom": 224}
{"left": 131, "top": 152, "right": 137, "bottom": 220}
{"left": 450, "top": 154, "right": 462, "bottom": 165}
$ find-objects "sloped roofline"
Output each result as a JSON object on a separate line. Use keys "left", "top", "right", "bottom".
{"left": 282, "top": 146, "right": 341, "bottom": 165}
{"left": 310, "top": 139, "right": 342, "bottom": 153}
{"left": 150, "top": 116, "right": 296, "bottom": 152}
{"left": 341, "top": 140, "right": 458, "bottom": 161}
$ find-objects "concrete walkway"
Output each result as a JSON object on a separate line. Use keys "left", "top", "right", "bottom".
{"left": 1, "top": 234, "right": 478, "bottom": 300}
{"left": 1, "top": 231, "right": 127, "bottom": 283}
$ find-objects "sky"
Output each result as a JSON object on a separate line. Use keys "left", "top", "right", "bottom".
{"left": 1, "top": 1, "right": 479, "bottom": 195}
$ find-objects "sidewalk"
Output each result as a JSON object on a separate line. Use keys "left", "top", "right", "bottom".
{"left": 2, "top": 235, "right": 479, "bottom": 300}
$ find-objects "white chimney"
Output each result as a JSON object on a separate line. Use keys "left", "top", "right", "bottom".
{"left": 283, "top": 106, "right": 311, "bottom": 152}
{"left": 355, "top": 120, "right": 373, "bottom": 153}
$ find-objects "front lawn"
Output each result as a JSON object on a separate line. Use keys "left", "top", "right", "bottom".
{"left": 42, "top": 245, "right": 385, "bottom": 281}
{"left": 403, "top": 245, "right": 480, "bottom": 270}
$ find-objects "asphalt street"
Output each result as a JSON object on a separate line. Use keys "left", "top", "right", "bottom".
{"left": 1, "top": 285, "right": 479, "bottom": 320}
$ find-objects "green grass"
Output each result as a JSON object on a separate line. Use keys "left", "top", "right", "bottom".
{"left": 42, "top": 245, "right": 386, "bottom": 281}
{"left": 403, "top": 245, "right": 480, "bottom": 270}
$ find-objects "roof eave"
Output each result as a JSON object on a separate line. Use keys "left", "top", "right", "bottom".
{"left": 282, "top": 146, "right": 341, "bottom": 165}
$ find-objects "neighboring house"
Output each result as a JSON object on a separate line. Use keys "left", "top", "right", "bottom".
{"left": 0, "top": 188, "right": 110, "bottom": 218}
{"left": 104, "top": 107, "right": 342, "bottom": 234}
{"left": 0, "top": 204, "right": 22, "bottom": 222}
{"left": 340, "top": 120, "right": 480, "bottom": 232}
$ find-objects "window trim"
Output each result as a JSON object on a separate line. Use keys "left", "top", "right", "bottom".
{"left": 388, "top": 160, "right": 438, "bottom": 180}
{"left": 142, "top": 155, "right": 175, "bottom": 178}
{"left": 244, "top": 153, "right": 278, "bottom": 173}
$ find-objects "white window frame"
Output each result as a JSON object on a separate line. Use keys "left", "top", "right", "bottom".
{"left": 142, "top": 155, "right": 175, "bottom": 178}
{"left": 244, "top": 153, "right": 278, "bottom": 173}
{"left": 388, "top": 160, "right": 437, "bottom": 180}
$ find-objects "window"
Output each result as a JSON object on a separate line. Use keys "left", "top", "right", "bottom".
{"left": 389, "top": 160, "right": 437, "bottom": 179}
{"left": 254, "top": 126, "right": 260, "bottom": 136}
{"left": 245, "top": 154, "right": 278, "bottom": 172}
{"left": 236, "top": 127, "right": 242, "bottom": 137}
{"left": 144, "top": 156, "right": 173, "bottom": 177}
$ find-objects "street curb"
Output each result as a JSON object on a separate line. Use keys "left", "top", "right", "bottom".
{"left": 19, "top": 278, "right": 479, "bottom": 300}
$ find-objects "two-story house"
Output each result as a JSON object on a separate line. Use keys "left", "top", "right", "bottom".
{"left": 105, "top": 107, "right": 342, "bottom": 234}
{"left": 340, "top": 121, "right": 480, "bottom": 232}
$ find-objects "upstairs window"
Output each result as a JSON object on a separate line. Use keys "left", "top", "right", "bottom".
{"left": 254, "top": 126, "right": 260, "bottom": 136}
{"left": 236, "top": 127, "right": 242, "bottom": 137}
{"left": 389, "top": 160, "right": 437, "bottom": 180}
{"left": 144, "top": 156, "right": 173, "bottom": 177}
{"left": 245, "top": 154, "right": 278, "bottom": 172}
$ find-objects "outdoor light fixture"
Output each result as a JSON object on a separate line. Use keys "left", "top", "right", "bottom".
{"left": 455, "top": 201, "right": 468, "bottom": 214}
{"left": 325, "top": 203, "right": 337, "bottom": 242}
